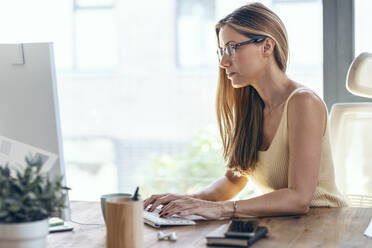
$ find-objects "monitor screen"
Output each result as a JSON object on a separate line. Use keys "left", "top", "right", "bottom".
{"left": 0, "top": 43, "right": 70, "bottom": 220}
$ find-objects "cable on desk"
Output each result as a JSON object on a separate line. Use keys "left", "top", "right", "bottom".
{"left": 70, "top": 219, "right": 105, "bottom": 226}
{"left": 68, "top": 207, "right": 105, "bottom": 226}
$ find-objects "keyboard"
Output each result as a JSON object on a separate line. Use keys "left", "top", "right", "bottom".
{"left": 143, "top": 208, "right": 196, "bottom": 228}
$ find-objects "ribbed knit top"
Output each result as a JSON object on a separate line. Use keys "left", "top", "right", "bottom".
{"left": 248, "top": 88, "right": 348, "bottom": 207}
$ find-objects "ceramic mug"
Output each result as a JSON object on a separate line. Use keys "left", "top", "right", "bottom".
{"left": 100, "top": 193, "right": 131, "bottom": 223}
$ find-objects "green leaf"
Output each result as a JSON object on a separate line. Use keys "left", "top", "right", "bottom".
{"left": 13, "top": 181, "right": 24, "bottom": 192}
{"left": 3, "top": 167, "right": 10, "bottom": 178}
{"left": 9, "top": 205, "right": 21, "bottom": 213}
{"left": 25, "top": 154, "right": 43, "bottom": 173}
{"left": 4, "top": 198, "right": 18, "bottom": 205}
{"left": 0, "top": 155, "right": 67, "bottom": 223}
{"left": 28, "top": 192, "right": 37, "bottom": 200}
{"left": 39, "top": 208, "right": 48, "bottom": 216}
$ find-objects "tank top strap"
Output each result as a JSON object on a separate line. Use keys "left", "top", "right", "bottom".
{"left": 279, "top": 87, "right": 309, "bottom": 133}
{"left": 284, "top": 87, "right": 309, "bottom": 109}
{"left": 281, "top": 87, "right": 328, "bottom": 132}
{"left": 284, "top": 87, "right": 326, "bottom": 112}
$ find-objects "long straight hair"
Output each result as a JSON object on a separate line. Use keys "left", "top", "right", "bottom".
{"left": 215, "top": 3, "right": 289, "bottom": 175}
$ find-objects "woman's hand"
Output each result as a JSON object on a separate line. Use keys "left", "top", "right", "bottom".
{"left": 144, "top": 193, "right": 191, "bottom": 212}
{"left": 158, "top": 197, "right": 232, "bottom": 220}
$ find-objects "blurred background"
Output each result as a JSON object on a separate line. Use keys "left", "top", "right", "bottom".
{"left": 0, "top": 0, "right": 371, "bottom": 200}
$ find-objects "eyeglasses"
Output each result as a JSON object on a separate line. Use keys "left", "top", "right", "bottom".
{"left": 217, "top": 37, "right": 266, "bottom": 62}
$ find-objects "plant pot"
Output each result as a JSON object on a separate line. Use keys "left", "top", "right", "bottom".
{"left": 0, "top": 219, "right": 49, "bottom": 248}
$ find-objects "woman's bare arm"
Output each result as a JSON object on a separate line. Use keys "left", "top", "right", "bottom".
{"left": 191, "top": 169, "right": 248, "bottom": 201}
{"left": 144, "top": 169, "right": 247, "bottom": 211}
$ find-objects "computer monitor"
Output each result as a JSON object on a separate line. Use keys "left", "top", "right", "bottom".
{"left": 0, "top": 43, "right": 70, "bottom": 220}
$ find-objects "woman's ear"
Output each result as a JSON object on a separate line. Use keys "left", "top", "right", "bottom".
{"left": 262, "top": 38, "right": 275, "bottom": 57}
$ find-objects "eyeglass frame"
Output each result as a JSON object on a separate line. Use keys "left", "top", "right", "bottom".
{"left": 217, "top": 37, "right": 266, "bottom": 62}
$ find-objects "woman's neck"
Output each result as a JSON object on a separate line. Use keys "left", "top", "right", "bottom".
{"left": 250, "top": 64, "right": 295, "bottom": 111}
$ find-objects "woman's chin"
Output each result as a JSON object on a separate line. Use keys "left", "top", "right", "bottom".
{"left": 231, "top": 80, "right": 250, "bottom": 88}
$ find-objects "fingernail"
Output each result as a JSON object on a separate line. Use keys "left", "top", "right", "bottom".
{"left": 164, "top": 213, "right": 168, "bottom": 216}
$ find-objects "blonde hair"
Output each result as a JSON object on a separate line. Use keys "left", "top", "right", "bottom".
{"left": 215, "top": 2, "right": 289, "bottom": 175}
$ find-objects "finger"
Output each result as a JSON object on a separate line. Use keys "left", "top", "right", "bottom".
{"left": 143, "top": 195, "right": 157, "bottom": 209}
{"left": 148, "top": 195, "right": 173, "bottom": 212}
{"left": 159, "top": 200, "right": 176, "bottom": 216}
{"left": 160, "top": 199, "right": 190, "bottom": 217}
{"left": 144, "top": 194, "right": 166, "bottom": 209}
{"left": 158, "top": 195, "right": 188, "bottom": 214}
{"left": 175, "top": 209, "right": 191, "bottom": 217}
{"left": 160, "top": 203, "right": 181, "bottom": 218}
{"left": 161, "top": 198, "right": 199, "bottom": 217}
{"left": 171, "top": 209, "right": 192, "bottom": 218}
{"left": 164, "top": 205, "right": 193, "bottom": 218}
{"left": 143, "top": 198, "right": 151, "bottom": 209}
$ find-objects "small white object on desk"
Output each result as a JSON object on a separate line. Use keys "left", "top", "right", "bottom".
{"left": 364, "top": 219, "right": 372, "bottom": 238}
{"left": 49, "top": 224, "right": 73, "bottom": 233}
{"left": 157, "top": 231, "right": 177, "bottom": 241}
{"left": 48, "top": 217, "right": 74, "bottom": 233}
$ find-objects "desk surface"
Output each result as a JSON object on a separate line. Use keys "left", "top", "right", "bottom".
{"left": 47, "top": 201, "right": 371, "bottom": 247}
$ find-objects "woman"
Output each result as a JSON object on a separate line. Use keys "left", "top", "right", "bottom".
{"left": 144, "top": 2, "right": 348, "bottom": 219}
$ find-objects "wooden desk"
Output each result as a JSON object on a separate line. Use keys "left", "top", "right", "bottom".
{"left": 47, "top": 201, "right": 371, "bottom": 247}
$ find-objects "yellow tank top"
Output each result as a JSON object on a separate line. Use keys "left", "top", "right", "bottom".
{"left": 248, "top": 87, "right": 348, "bottom": 207}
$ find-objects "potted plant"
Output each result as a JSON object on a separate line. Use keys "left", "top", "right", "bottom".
{"left": 0, "top": 155, "right": 67, "bottom": 248}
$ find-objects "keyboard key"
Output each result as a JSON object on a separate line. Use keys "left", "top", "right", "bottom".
{"left": 143, "top": 209, "right": 196, "bottom": 227}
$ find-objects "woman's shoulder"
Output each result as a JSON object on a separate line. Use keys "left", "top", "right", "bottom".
{"left": 287, "top": 85, "right": 325, "bottom": 111}
{"left": 284, "top": 81, "right": 322, "bottom": 106}
{"left": 286, "top": 84, "right": 328, "bottom": 134}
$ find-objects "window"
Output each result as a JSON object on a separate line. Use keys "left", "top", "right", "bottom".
{"left": 272, "top": 0, "right": 323, "bottom": 96}
{"left": 0, "top": 1, "right": 74, "bottom": 71}
{"left": 176, "top": 0, "right": 216, "bottom": 69}
{"left": 354, "top": 0, "right": 372, "bottom": 56}
{"left": 176, "top": 0, "right": 323, "bottom": 95}
{"left": 73, "top": 0, "right": 118, "bottom": 71}
{"left": 62, "top": 0, "right": 323, "bottom": 200}
{"left": 0, "top": 0, "right": 324, "bottom": 201}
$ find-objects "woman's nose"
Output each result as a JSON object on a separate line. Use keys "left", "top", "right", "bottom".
{"left": 219, "top": 54, "right": 231, "bottom": 69}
